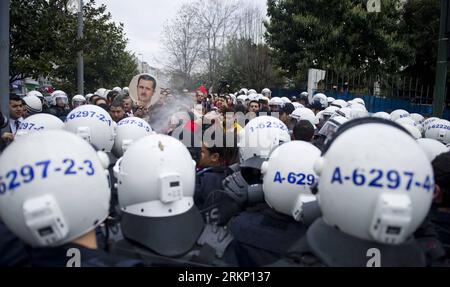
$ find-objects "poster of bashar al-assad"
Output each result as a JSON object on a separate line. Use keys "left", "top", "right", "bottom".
{"left": 128, "top": 73, "right": 161, "bottom": 108}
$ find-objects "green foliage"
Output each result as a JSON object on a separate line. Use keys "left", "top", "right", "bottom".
{"left": 265, "top": 0, "right": 415, "bottom": 80}
{"left": 400, "top": 0, "right": 440, "bottom": 84}
{"left": 10, "top": 0, "right": 138, "bottom": 94}
{"left": 219, "top": 38, "right": 284, "bottom": 91}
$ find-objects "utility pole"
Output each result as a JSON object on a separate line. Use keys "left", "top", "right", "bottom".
{"left": 138, "top": 53, "right": 144, "bottom": 73}
{"left": 0, "top": 0, "right": 10, "bottom": 119}
{"left": 77, "top": 0, "right": 84, "bottom": 95}
{"left": 433, "top": 0, "right": 449, "bottom": 118}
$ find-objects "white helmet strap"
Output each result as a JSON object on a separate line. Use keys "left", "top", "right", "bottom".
{"left": 369, "top": 193, "right": 412, "bottom": 245}
{"left": 23, "top": 194, "right": 69, "bottom": 246}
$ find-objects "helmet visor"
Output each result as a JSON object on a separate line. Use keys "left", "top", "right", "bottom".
{"left": 318, "top": 119, "right": 341, "bottom": 138}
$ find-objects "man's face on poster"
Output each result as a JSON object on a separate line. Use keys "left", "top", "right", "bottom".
{"left": 137, "top": 78, "right": 155, "bottom": 104}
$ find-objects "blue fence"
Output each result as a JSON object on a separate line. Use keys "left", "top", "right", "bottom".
{"left": 271, "top": 88, "right": 450, "bottom": 120}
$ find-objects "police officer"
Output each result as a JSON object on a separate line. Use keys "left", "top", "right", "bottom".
{"left": 0, "top": 220, "right": 30, "bottom": 266}
{"left": 0, "top": 130, "right": 141, "bottom": 266}
{"left": 111, "top": 134, "right": 237, "bottom": 266}
{"left": 226, "top": 141, "right": 322, "bottom": 266}
{"left": 64, "top": 104, "right": 123, "bottom": 249}
{"left": 48, "top": 90, "right": 71, "bottom": 121}
{"left": 201, "top": 116, "right": 292, "bottom": 226}
{"left": 272, "top": 118, "right": 437, "bottom": 267}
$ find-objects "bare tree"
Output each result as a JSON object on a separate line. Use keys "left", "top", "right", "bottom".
{"left": 161, "top": 4, "right": 203, "bottom": 87}
{"left": 234, "top": 2, "right": 266, "bottom": 45}
{"left": 161, "top": 0, "right": 272, "bottom": 91}
{"left": 194, "top": 0, "right": 240, "bottom": 89}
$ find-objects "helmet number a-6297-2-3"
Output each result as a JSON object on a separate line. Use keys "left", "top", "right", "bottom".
{"left": 0, "top": 159, "right": 96, "bottom": 195}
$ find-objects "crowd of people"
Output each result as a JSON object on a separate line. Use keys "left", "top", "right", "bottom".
{"left": 0, "top": 83, "right": 449, "bottom": 267}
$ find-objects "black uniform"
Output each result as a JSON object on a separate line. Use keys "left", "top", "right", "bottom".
{"left": 227, "top": 206, "right": 308, "bottom": 267}
{"left": 0, "top": 221, "right": 30, "bottom": 266}
{"left": 48, "top": 106, "right": 70, "bottom": 122}
{"left": 194, "top": 166, "right": 229, "bottom": 209}
{"left": 271, "top": 218, "right": 427, "bottom": 267}
{"left": 110, "top": 206, "right": 238, "bottom": 267}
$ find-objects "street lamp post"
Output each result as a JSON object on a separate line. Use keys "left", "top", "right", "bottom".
{"left": 0, "top": 0, "right": 10, "bottom": 119}
{"left": 433, "top": 0, "right": 448, "bottom": 118}
{"left": 69, "top": 0, "right": 84, "bottom": 95}
{"left": 76, "top": 0, "right": 84, "bottom": 95}
{"left": 138, "top": 53, "right": 144, "bottom": 73}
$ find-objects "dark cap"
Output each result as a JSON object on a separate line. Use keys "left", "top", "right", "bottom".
{"left": 432, "top": 151, "right": 450, "bottom": 190}
{"left": 280, "top": 103, "right": 295, "bottom": 114}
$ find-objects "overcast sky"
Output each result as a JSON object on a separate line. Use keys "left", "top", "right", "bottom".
{"left": 95, "top": 0, "right": 267, "bottom": 69}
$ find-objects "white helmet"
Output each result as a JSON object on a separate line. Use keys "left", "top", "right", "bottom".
{"left": 424, "top": 119, "right": 450, "bottom": 144}
{"left": 114, "top": 134, "right": 202, "bottom": 256}
{"left": 0, "top": 130, "right": 110, "bottom": 247}
{"left": 330, "top": 99, "right": 347, "bottom": 109}
{"left": 292, "top": 102, "right": 304, "bottom": 109}
{"left": 26, "top": 90, "right": 44, "bottom": 101}
{"left": 113, "top": 117, "right": 153, "bottom": 157}
{"left": 349, "top": 104, "right": 369, "bottom": 119}
{"left": 95, "top": 88, "right": 107, "bottom": 99}
{"left": 332, "top": 107, "right": 353, "bottom": 120}
{"left": 269, "top": 97, "right": 284, "bottom": 107}
{"left": 261, "top": 141, "right": 321, "bottom": 221}
{"left": 326, "top": 97, "right": 335, "bottom": 104}
{"left": 22, "top": 95, "right": 43, "bottom": 115}
{"left": 239, "top": 116, "right": 291, "bottom": 162}
{"left": 16, "top": 113, "right": 64, "bottom": 138}
{"left": 422, "top": 117, "right": 439, "bottom": 131}
{"left": 352, "top": 97, "right": 365, "bottom": 106}
{"left": 248, "top": 89, "right": 257, "bottom": 95}
{"left": 261, "top": 88, "right": 272, "bottom": 98}
{"left": 318, "top": 115, "right": 349, "bottom": 139}
{"left": 237, "top": 95, "right": 247, "bottom": 103}
{"left": 410, "top": 113, "right": 425, "bottom": 125}
{"left": 315, "top": 110, "right": 325, "bottom": 123}
{"left": 50, "top": 90, "right": 68, "bottom": 106}
{"left": 322, "top": 106, "right": 340, "bottom": 117}
{"left": 281, "top": 97, "right": 291, "bottom": 104}
{"left": 85, "top": 93, "right": 94, "bottom": 101}
{"left": 261, "top": 96, "right": 270, "bottom": 103}
{"left": 64, "top": 105, "right": 116, "bottom": 152}
{"left": 311, "top": 93, "right": 328, "bottom": 109}
{"left": 229, "top": 94, "right": 237, "bottom": 105}
{"left": 417, "top": 138, "right": 449, "bottom": 162}
{"left": 399, "top": 123, "right": 422, "bottom": 139}
{"left": 112, "top": 87, "right": 122, "bottom": 94}
{"left": 290, "top": 108, "right": 319, "bottom": 127}
{"left": 254, "top": 94, "right": 264, "bottom": 102}
{"left": 239, "top": 88, "right": 248, "bottom": 95}
{"left": 390, "top": 109, "right": 410, "bottom": 121}
{"left": 122, "top": 87, "right": 129, "bottom": 94}
{"left": 395, "top": 117, "right": 418, "bottom": 127}
{"left": 247, "top": 93, "right": 258, "bottom": 102}
{"left": 372, "top": 111, "right": 391, "bottom": 120}
{"left": 71, "top": 94, "right": 86, "bottom": 106}
{"left": 315, "top": 120, "right": 434, "bottom": 245}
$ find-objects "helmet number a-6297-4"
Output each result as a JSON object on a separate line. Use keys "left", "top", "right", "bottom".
{"left": 330, "top": 167, "right": 434, "bottom": 193}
